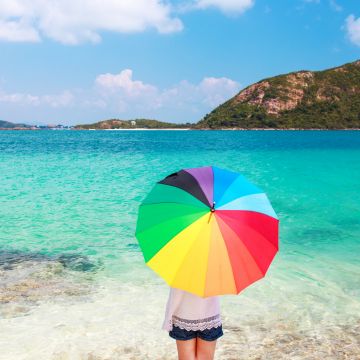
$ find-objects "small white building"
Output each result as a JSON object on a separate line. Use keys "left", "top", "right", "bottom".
{"left": 130, "top": 120, "right": 136, "bottom": 126}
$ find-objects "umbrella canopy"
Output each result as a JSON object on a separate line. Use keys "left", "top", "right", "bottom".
{"left": 135, "top": 166, "right": 279, "bottom": 297}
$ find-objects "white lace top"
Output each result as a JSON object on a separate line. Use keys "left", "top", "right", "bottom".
{"left": 162, "top": 287, "right": 222, "bottom": 332}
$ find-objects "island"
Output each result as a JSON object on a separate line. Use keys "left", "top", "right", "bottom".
{"left": 1, "top": 59, "right": 359, "bottom": 130}
{"left": 74, "top": 119, "right": 192, "bottom": 130}
{"left": 195, "top": 59, "right": 360, "bottom": 129}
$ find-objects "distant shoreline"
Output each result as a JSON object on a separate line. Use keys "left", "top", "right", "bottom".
{"left": 1, "top": 127, "right": 360, "bottom": 131}
{"left": 101, "top": 128, "right": 190, "bottom": 131}
{"left": 79, "top": 127, "right": 360, "bottom": 131}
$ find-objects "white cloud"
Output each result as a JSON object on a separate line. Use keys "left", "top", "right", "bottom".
{"left": 0, "top": 0, "right": 183, "bottom": 44}
{"left": 194, "top": 0, "right": 254, "bottom": 14}
{"left": 0, "top": 19, "right": 40, "bottom": 42}
{"left": 0, "top": 0, "right": 256, "bottom": 44}
{"left": 96, "top": 69, "right": 157, "bottom": 97}
{"left": 95, "top": 69, "right": 159, "bottom": 112}
{"left": 0, "top": 89, "right": 74, "bottom": 107}
{"left": 346, "top": 15, "right": 360, "bottom": 47}
{"left": 94, "top": 69, "right": 240, "bottom": 113}
{"left": 198, "top": 77, "right": 239, "bottom": 106}
{"left": 0, "top": 70, "right": 240, "bottom": 123}
{"left": 42, "top": 91, "right": 74, "bottom": 107}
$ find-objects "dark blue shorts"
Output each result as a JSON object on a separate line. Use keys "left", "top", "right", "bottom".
{"left": 169, "top": 325, "right": 223, "bottom": 341}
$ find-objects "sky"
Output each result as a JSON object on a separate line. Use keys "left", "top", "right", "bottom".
{"left": 0, "top": 0, "right": 359, "bottom": 125}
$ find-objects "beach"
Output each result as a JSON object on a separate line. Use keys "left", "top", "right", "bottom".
{"left": 1, "top": 130, "right": 359, "bottom": 359}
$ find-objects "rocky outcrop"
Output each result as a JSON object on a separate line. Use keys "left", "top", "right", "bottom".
{"left": 197, "top": 59, "right": 360, "bottom": 129}
{"left": 234, "top": 72, "right": 314, "bottom": 116}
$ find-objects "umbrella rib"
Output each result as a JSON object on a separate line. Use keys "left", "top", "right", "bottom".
{"left": 182, "top": 170, "right": 213, "bottom": 207}
{"left": 215, "top": 215, "right": 265, "bottom": 287}
{"left": 136, "top": 211, "right": 209, "bottom": 263}
{"left": 136, "top": 209, "right": 208, "bottom": 237}
{"left": 159, "top": 172, "right": 211, "bottom": 207}
{"left": 140, "top": 201, "right": 207, "bottom": 209}
{"left": 214, "top": 172, "right": 242, "bottom": 205}
{"left": 143, "top": 183, "right": 210, "bottom": 209}
{"left": 217, "top": 211, "right": 279, "bottom": 252}
{"left": 216, "top": 193, "right": 253, "bottom": 209}
{"left": 216, "top": 175, "right": 262, "bottom": 207}
{"left": 217, "top": 193, "right": 278, "bottom": 220}
{"left": 241, "top": 221, "right": 279, "bottom": 254}
{"left": 215, "top": 214, "right": 278, "bottom": 276}
{"left": 183, "top": 167, "right": 214, "bottom": 205}
{"left": 203, "top": 217, "right": 238, "bottom": 296}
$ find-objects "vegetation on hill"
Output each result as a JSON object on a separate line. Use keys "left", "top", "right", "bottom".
{"left": 195, "top": 59, "right": 360, "bottom": 129}
{"left": 0, "top": 120, "right": 30, "bottom": 129}
{"left": 75, "top": 118, "right": 191, "bottom": 129}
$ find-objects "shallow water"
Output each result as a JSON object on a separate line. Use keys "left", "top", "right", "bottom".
{"left": 0, "top": 130, "right": 359, "bottom": 359}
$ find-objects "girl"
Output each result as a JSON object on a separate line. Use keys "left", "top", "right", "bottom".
{"left": 163, "top": 287, "right": 223, "bottom": 360}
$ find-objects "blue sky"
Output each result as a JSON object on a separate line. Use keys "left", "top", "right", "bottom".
{"left": 0, "top": 0, "right": 359, "bottom": 125}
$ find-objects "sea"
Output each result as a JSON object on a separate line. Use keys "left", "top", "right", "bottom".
{"left": 0, "top": 130, "right": 359, "bottom": 360}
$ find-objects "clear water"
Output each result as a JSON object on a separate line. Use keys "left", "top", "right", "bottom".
{"left": 0, "top": 130, "right": 359, "bottom": 359}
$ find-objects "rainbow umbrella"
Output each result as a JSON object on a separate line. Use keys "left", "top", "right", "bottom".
{"left": 135, "top": 166, "right": 279, "bottom": 297}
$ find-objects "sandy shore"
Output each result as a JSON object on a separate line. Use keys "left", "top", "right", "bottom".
{"left": 1, "top": 259, "right": 359, "bottom": 360}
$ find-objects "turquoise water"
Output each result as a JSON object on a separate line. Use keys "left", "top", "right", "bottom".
{"left": 1, "top": 130, "right": 360, "bottom": 359}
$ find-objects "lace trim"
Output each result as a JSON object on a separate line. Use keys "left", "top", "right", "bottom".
{"left": 170, "top": 314, "right": 222, "bottom": 331}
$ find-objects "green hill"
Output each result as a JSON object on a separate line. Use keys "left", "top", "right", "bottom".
{"left": 0, "top": 120, "right": 31, "bottom": 129}
{"left": 195, "top": 60, "right": 360, "bottom": 129}
{"left": 75, "top": 118, "right": 191, "bottom": 129}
